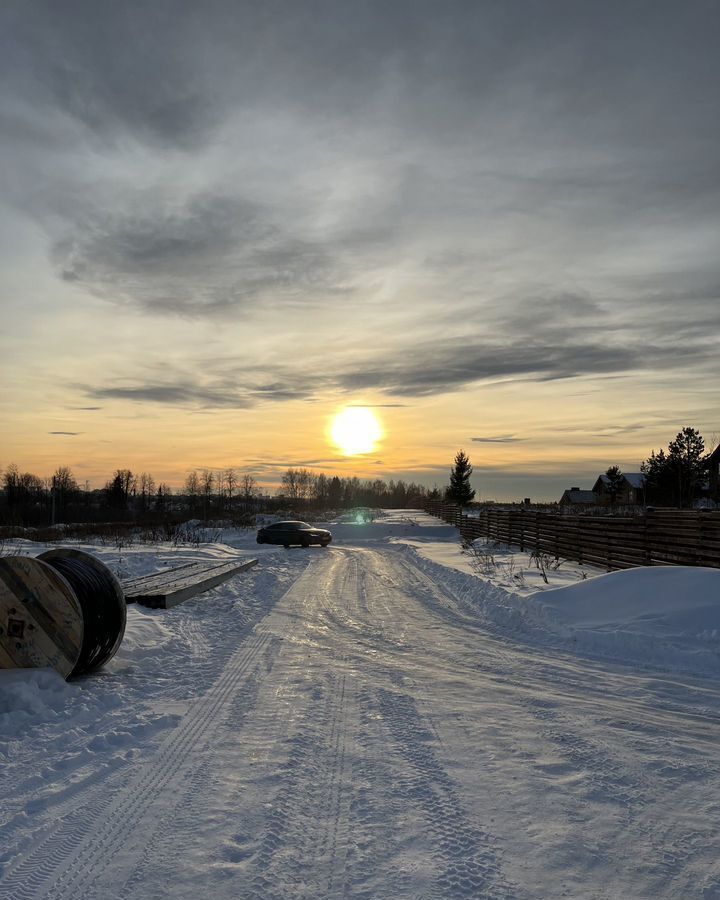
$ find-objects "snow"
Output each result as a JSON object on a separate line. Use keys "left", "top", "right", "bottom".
{"left": 392, "top": 522, "right": 720, "bottom": 677}
{"left": 2, "top": 510, "right": 720, "bottom": 899}
{"left": 538, "top": 566, "right": 720, "bottom": 631}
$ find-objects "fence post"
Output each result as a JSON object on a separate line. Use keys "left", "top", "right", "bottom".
{"left": 576, "top": 516, "right": 582, "bottom": 565}
{"left": 554, "top": 516, "right": 559, "bottom": 561}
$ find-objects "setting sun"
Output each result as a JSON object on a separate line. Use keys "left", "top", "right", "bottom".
{"left": 330, "top": 407, "right": 383, "bottom": 456}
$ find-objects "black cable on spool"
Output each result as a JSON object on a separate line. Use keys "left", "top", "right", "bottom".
{"left": 40, "top": 555, "right": 126, "bottom": 676}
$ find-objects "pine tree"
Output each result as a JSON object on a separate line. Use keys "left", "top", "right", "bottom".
{"left": 668, "top": 426, "right": 705, "bottom": 507}
{"left": 604, "top": 465, "right": 624, "bottom": 505}
{"left": 446, "top": 450, "right": 475, "bottom": 505}
{"left": 641, "top": 426, "right": 706, "bottom": 506}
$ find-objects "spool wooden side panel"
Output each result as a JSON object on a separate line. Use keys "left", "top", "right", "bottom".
{"left": 0, "top": 557, "right": 83, "bottom": 679}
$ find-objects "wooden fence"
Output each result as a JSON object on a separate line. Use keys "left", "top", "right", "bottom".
{"left": 425, "top": 501, "right": 720, "bottom": 571}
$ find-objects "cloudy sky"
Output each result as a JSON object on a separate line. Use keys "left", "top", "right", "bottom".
{"left": 1, "top": 0, "right": 718, "bottom": 500}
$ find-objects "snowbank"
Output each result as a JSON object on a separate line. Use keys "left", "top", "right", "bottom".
{"left": 528, "top": 567, "right": 720, "bottom": 675}
{"left": 400, "top": 538, "right": 720, "bottom": 677}
{"left": 536, "top": 566, "right": 720, "bottom": 633}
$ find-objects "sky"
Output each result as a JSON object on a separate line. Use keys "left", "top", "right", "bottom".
{"left": 1, "top": 0, "right": 718, "bottom": 501}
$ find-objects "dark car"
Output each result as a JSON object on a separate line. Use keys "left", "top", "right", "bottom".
{"left": 256, "top": 521, "right": 332, "bottom": 548}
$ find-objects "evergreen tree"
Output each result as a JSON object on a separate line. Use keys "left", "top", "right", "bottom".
{"left": 641, "top": 449, "right": 672, "bottom": 505}
{"left": 604, "top": 465, "right": 624, "bottom": 505}
{"left": 668, "top": 426, "right": 705, "bottom": 507}
{"left": 641, "top": 426, "right": 706, "bottom": 506}
{"left": 446, "top": 450, "right": 475, "bottom": 505}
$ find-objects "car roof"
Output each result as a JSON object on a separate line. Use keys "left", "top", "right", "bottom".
{"left": 272, "top": 520, "right": 310, "bottom": 527}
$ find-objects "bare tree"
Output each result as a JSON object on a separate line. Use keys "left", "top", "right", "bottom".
{"left": 280, "top": 468, "right": 300, "bottom": 503}
{"left": 138, "top": 472, "right": 156, "bottom": 514}
{"left": 297, "top": 468, "right": 315, "bottom": 503}
{"left": 105, "top": 469, "right": 136, "bottom": 511}
{"left": 240, "top": 473, "right": 257, "bottom": 505}
{"left": 314, "top": 473, "right": 329, "bottom": 507}
{"left": 280, "top": 468, "right": 315, "bottom": 506}
{"left": 215, "top": 469, "right": 227, "bottom": 513}
{"left": 201, "top": 469, "right": 215, "bottom": 520}
{"left": 185, "top": 470, "right": 200, "bottom": 516}
{"left": 225, "top": 468, "right": 238, "bottom": 513}
{"left": 51, "top": 466, "right": 79, "bottom": 523}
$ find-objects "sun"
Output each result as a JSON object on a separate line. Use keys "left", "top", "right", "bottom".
{"left": 330, "top": 407, "right": 383, "bottom": 456}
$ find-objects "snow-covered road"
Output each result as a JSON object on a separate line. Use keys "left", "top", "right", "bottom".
{"left": 3, "top": 536, "right": 720, "bottom": 899}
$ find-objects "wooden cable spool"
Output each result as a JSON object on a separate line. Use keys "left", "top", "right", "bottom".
{"left": 0, "top": 550, "right": 126, "bottom": 680}
{"left": 0, "top": 556, "right": 83, "bottom": 678}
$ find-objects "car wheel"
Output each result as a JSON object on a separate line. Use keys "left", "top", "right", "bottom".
{"left": 301, "top": 538, "right": 310, "bottom": 548}
{"left": 320, "top": 541, "right": 329, "bottom": 548}
{"left": 283, "top": 544, "right": 290, "bottom": 549}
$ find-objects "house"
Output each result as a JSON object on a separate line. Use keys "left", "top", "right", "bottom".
{"left": 591, "top": 472, "right": 646, "bottom": 505}
{"left": 708, "top": 445, "right": 720, "bottom": 500}
{"left": 559, "top": 488, "right": 598, "bottom": 507}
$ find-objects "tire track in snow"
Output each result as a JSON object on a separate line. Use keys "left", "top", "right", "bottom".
{"left": 0, "top": 630, "right": 271, "bottom": 900}
{"left": 116, "top": 647, "right": 279, "bottom": 899}
{"left": 241, "top": 670, "right": 353, "bottom": 900}
{"left": 234, "top": 554, "right": 358, "bottom": 899}
{"left": 376, "top": 687, "right": 519, "bottom": 900}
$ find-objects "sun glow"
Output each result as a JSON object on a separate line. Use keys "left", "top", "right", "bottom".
{"left": 330, "top": 407, "right": 383, "bottom": 456}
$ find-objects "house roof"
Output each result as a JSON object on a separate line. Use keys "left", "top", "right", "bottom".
{"left": 623, "top": 473, "right": 646, "bottom": 488}
{"left": 596, "top": 472, "right": 645, "bottom": 488}
{"left": 560, "top": 490, "right": 597, "bottom": 503}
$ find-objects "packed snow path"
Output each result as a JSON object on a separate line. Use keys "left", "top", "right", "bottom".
{"left": 3, "top": 546, "right": 720, "bottom": 899}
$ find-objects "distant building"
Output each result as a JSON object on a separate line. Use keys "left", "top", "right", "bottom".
{"left": 591, "top": 472, "right": 646, "bottom": 505}
{"left": 708, "top": 445, "right": 720, "bottom": 500}
{"left": 558, "top": 488, "right": 598, "bottom": 507}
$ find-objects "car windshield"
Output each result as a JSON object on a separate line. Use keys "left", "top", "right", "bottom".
{"left": 274, "top": 521, "right": 311, "bottom": 530}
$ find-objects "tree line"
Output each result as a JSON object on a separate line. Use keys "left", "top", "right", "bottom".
{"left": 0, "top": 462, "right": 433, "bottom": 526}
{"left": 598, "top": 427, "right": 716, "bottom": 508}
{"left": 640, "top": 426, "right": 714, "bottom": 507}
{"left": 277, "top": 468, "right": 431, "bottom": 509}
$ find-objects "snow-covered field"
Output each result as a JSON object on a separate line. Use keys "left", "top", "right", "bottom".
{"left": 2, "top": 510, "right": 720, "bottom": 899}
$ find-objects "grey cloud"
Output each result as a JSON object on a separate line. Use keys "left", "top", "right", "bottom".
{"left": 339, "top": 327, "right": 720, "bottom": 396}
{"left": 78, "top": 315, "right": 719, "bottom": 411}
{"left": 339, "top": 342, "right": 640, "bottom": 396}
{"left": 590, "top": 425, "right": 647, "bottom": 438}
{"left": 85, "top": 378, "right": 314, "bottom": 408}
{"left": 50, "top": 191, "right": 353, "bottom": 316}
{"left": 4, "top": 0, "right": 720, "bottom": 414}
{"left": 4, "top": 1, "right": 219, "bottom": 149}
{"left": 48, "top": 431, "right": 82, "bottom": 435}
